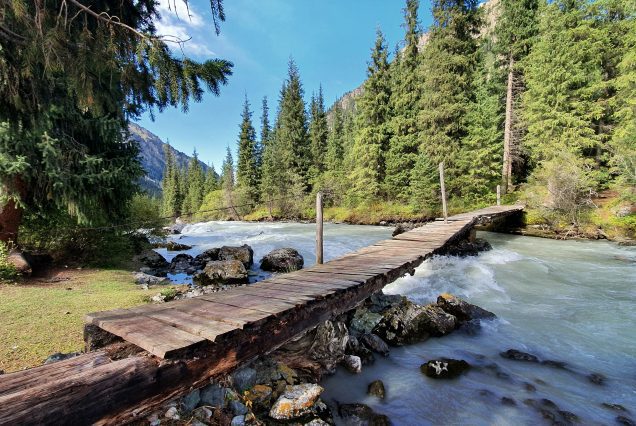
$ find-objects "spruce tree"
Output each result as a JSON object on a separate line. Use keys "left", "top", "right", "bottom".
{"left": 348, "top": 29, "right": 392, "bottom": 202}
{"left": 205, "top": 164, "right": 220, "bottom": 193}
{"left": 413, "top": 0, "right": 481, "bottom": 201}
{"left": 236, "top": 96, "right": 259, "bottom": 201}
{"left": 182, "top": 150, "right": 205, "bottom": 214}
{"left": 161, "top": 145, "right": 178, "bottom": 217}
{"left": 495, "top": 0, "right": 540, "bottom": 192}
{"left": 385, "top": 0, "right": 422, "bottom": 201}
{"left": 276, "top": 59, "right": 310, "bottom": 192}
{"left": 309, "top": 85, "right": 329, "bottom": 179}
{"left": 522, "top": 0, "right": 605, "bottom": 163}
{"left": 458, "top": 37, "right": 504, "bottom": 200}
{"left": 326, "top": 103, "right": 346, "bottom": 174}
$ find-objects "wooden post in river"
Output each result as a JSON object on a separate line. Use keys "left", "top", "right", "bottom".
{"left": 497, "top": 185, "right": 501, "bottom": 206}
{"left": 439, "top": 162, "right": 448, "bottom": 224}
{"left": 316, "top": 191, "right": 323, "bottom": 264}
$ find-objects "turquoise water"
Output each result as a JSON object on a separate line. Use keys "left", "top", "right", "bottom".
{"left": 322, "top": 232, "right": 636, "bottom": 425}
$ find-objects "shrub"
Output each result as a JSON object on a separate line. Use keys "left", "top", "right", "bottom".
{"left": 0, "top": 241, "right": 18, "bottom": 280}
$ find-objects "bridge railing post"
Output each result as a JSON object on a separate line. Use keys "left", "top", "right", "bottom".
{"left": 316, "top": 191, "right": 323, "bottom": 264}
{"left": 497, "top": 185, "right": 501, "bottom": 206}
{"left": 439, "top": 162, "right": 448, "bottom": 224}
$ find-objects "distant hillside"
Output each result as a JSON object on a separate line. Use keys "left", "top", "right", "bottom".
{"left": 128, "top": 122, "right": 212, "bottom": 195}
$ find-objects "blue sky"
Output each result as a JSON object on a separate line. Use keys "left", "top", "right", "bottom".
{"left": 137, "top": 0, "right": 433, "bottom": 169}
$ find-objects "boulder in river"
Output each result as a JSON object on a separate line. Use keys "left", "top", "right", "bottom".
{"left": 341, "top": 355, "right": 362, "bottom": 374}
{"left": 194, "top": 248, "right": 220, "bottom": 267}
{"left": 337, "top": 403, "right": 390, "bottom": 426}
{"left": 166, "top": 241, "right": 192, "bottom": 251}
{"left": 169, "top": 253, "right": 196, "bottom": 272}
{"left": 349, "top": 308, "right": 383, "bottom": 335}
{"left": 359, "top": 333, "right": 390, "bottom": 357}
{"left": 134, "top": 249, "right": 169, "bottom": 269}
{"left": 219, "top": 245, "right": 254, "bottom": 268}
{"left": 442, "top": 238, "right": 492, "bottom": 257}
{"left": 368, "top": 380, "right": 386, "bottom": 399}
{"left": 436, "top": 293, "right": 496, "bottom": 322}
{"left": 373, "top": 300, "right": 457, "bottom": 345}
{"left": 421, "top": 359, "right": 471, "bottom": 379}
{"left": 193, "top": 260, "right": 248, "bottom": 286}
{"left": 499, "top": 349, "right": 539, "bottom": 363}
{"left": 269, "top": 383, "right": 323, "bottom": 420}
{"left": 260, "top": 248, "right": 304, "bottom": 272}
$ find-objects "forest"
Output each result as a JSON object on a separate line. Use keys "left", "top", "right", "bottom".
{"left": 163, "top": 0, "right": 635, "bottom": 238}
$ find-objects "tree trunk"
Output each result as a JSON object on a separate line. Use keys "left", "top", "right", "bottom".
{"left": 502, "top": 54, "right": 515, "bottom": 194}
{"left": 0, "top": 176, "right": 26, "bottom": 245}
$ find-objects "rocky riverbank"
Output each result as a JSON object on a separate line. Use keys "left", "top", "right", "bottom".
{"left": 136, "top": 292, "right": 497, "bottom": 426}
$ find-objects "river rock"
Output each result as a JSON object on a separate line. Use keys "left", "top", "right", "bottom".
{"left": 436, "top": 293, "right": 496, "bottom": 322}
{"left": 44, "top": 352, "right": 81, "bottom": 364}
{"left": 500, "top": 349, "right": 539, "bottom": 363}
{"left": 164, "top": 406, "right": 180, "bottom": 420}
{"left": 368, "top": 380, "right": 386, "bottom": 399}
{"left": 373, "top": 301, "right": 457, "bottom": 345}
{"left": 349, "top": 308, "right": 383, "bottom": 335}
{"left": 200, "top": 383, "right": 226, "bottom": 407}
{"left": 166, "top": 241, "right": 192, "bottom": 251}
{"left": 345, "top": 335, "right": 375, "bottom": 365}
{"left": 359, "top": 333, "right": 390, "bottom": 357}
{"left": 342, "top": 355, "right": 362, "bottom": 374}
{"left": 588, "top": 372, "right": 606, "bottom": 386}
{"left": 169, "top": 253, "right": 195, "bottom": 272}
{"left": 229, "top": 400, "right": 248, "bottom": 416}
{"left": 193, "top": 260, "right": 248, "bottom": 286}
{"left": 245, "top": 384, "right": 273, "bottom": 412}
{"left": 421, "top": 359, "right": 471, "bottom": 379}
{"left": 260, "top": 248, "right": 304, "bottom": 272}
{"left": 392, "top": 222, "right": 421, "bottom": 237}
{"left": 134, "top": 249, "right": 168, "bottom": 269}
{"left": 617, "top": 416, "right": 636, "bottom": 426}
{"left": 367, "top": 293, "right": 404, "bottom": 313}
{"left": 230, "top": 415, "right": 245, "bottom": 426}
{"left": 133, "top": 272, "right": 169, "bottom": 285}
{"left": 232, "top": 367, "right": 257, "bottom": 392}
{"left": 602, "top": 403, "right": 629, "bottom": 413}
{"left": 442, "top": 238, "right": 492, "bottom": 257}
{"left": 280, "top": 320, "right": 349, "bottom": 374}
{"left": 181, "top": 389, "right": 200, "bottom": 413}
{"left": 338, "top": 403, "right": 390, "bottom": 426}
{"left": 194, "top": 248, "right": 220, "bottom": 267}
{"left": 219, "top": 245, "right": 254, "bottom": 268}
{"left": 269, "top": 384, "right": 324, "bottom": 420}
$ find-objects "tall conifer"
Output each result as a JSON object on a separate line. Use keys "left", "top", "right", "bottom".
{"left": 236, "top": 96, "right": 259, "bottom": 201}
{"left": 348, "top": 29, "right": 392, "bottom": 202}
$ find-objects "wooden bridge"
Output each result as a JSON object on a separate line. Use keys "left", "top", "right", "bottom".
{"left": 0, "top": 205, "right": 523, "bottom": 425}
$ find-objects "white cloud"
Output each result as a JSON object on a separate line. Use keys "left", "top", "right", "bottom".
{"left": 154, "top": 0, "right": 215, "bottom": 56}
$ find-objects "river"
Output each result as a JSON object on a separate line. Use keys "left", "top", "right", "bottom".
{"left": 163, "top": 221, "right": 636, "bottom": 425}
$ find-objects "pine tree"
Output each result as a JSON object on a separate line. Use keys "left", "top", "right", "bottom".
{"left": 205, "top": 164, "right": 220, "bottom": 193}
{"left": 309, "top": 85, "right": 329, "bottom": 179}
{"left": 413, "top": 0, "right": 481, "bottom": 201}
{"left": 522, "top": 0, "right": 605, "bottom": 164}
{"left": 182, "top": 150, "right": 205, "bottom": 214}
{"left": 221, "top": 146, "right": 240, "bottom": 218}
{"left": 260, "top": 89, "right": 284, "bottom": 215}
{"left": 275, "top": 59, "right": 310, "bottom": 192}
{"left": 495, "top": 0, "right": 540, "bottom": 193}
{"left": 348, "top": 29, "right": 392, "bottom": 202}
{"left": 326, "top": 103, "right": 346, "bottom": 174}
{"left": 385, "top": 0, "right": 422, "bottom": 201}
{"left": 236, "top": 96, "right": 259, "bottom": 201}
{"left": 161, "top": 145, "right": 179, "bottom": 217}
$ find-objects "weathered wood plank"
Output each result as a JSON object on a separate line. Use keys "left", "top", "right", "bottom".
{"left": 95, "top": 315, "right": 205, "bottom": 358}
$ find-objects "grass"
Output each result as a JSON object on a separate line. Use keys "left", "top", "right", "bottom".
{"left": 0, "top": 268, "right": 148, "bottom": 373}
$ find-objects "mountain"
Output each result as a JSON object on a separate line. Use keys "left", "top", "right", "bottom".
{"left": 128, "top": 122, "right": 212, "bottom": 195}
